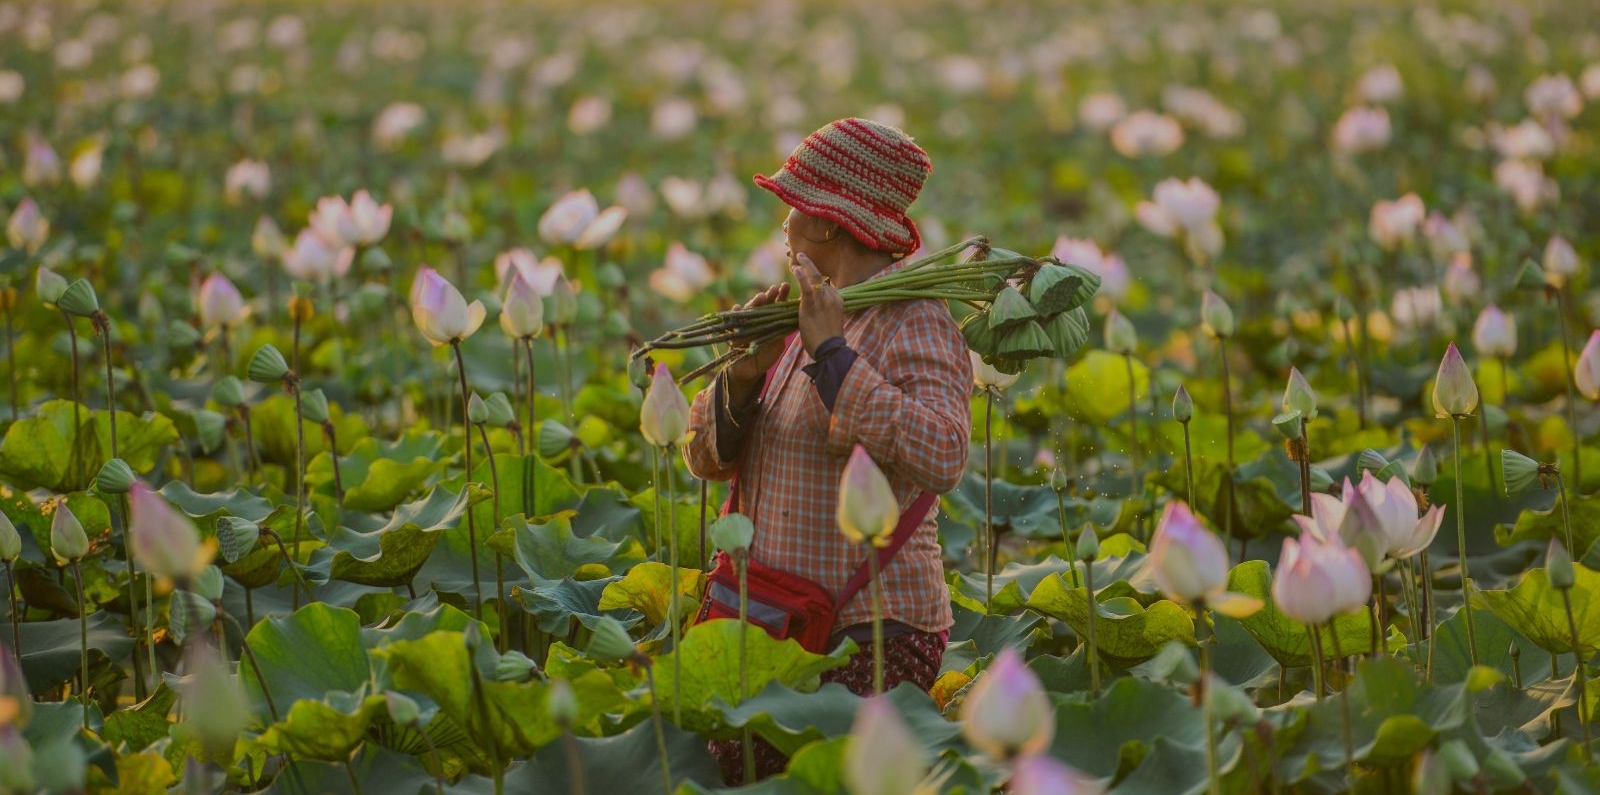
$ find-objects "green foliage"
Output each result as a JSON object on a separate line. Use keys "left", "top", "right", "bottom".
{"left": 0, "top": 401, "right": 177, "bottom": 492}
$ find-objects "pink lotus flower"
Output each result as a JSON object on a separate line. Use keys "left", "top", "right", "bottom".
{"left": 410, "top": 267, "right": 485, "bottom": 346}
{"left": 308, "top": 195, "right": 360, "bottom": 247}
{"left": 1010, "top": 754, "right": 1104, "bottom": 795}
{"left": 197, "top": 273, "right": 248, "bottom": 330}
{"left": 649, "top": 243, "right": 715, "bottom": 303}
{"left": 1355, "top": 64, "right": 1404, "bottom": 104}
{"left": 224, "top": 159, "right": 270, "bottom": 204}
{"left": 1110, "top": 111, "right": 1184, "bottom": 158}
{"left": 1542, "top": 235, "right": 1580, "bottom": 289}
{"left": 498, "top": 268, "right": 544, "bottom": 340}
{"left": 1271, "top": 534, "right": 1371, "bottom": 626}
{"left": 1330, "top": 106, "right": 1390, "bottom": 155}
{"left": 1577, "top": 331, "right": 1600, "bottom": 401}
{"left": 538, "top": 189, "right": 600, "bottom": 246}
{"left": 1525, "top": 73, "right": 1583, "bottom": 119}
{"left": 1353, "top": 472, "right": 1444, "bottom": 560}
{"left": 494, "top": 249, "right": 565, "bottom": 295}
{"left": 252, "top": 216, "right": 286, "bottom": 260}
{"left": 1148, "top": 501, "right": 1261, "bottom": 616}
{"left": 1494, "top": 159, "right": 1558, "bottom": 214}
{"left": 347, "top": 190, "right": 393, "bottom": 245}
{"left": 1432, "top": 342, "right": 1479, "bottom": 418}
{"left": 650, "top": 98, "right": 698, "bottom": 140}
{"left": 639, "top": 363, "right": 691, "bottom": 448}
{"left": 371, "top": 102, "right": 426, "bottom": 150}
{"left": 22, "top": 131, "right": 60, "bottom": 188}
{"left": 1422, "top": 212, "right": 1471, "bottom": 260}
{"left": 1472, "top": 306, "right": 1516, "bottom": 359}
{"left": 129, "top": 482, "right": 210, "bottom": 579}
{"left": 1136, "top": 178, "right": 1222, "bottom": 259}
{"left": 282, "top": 229, "right": 354, "bottom": 282}
{"left": 567, "top": 95, "right": 613, "bottom": 135}
{"left": 1368, "top": 193, "right": 1425, "bottom": 251}
{"left": 1493, "top": 119, "right": 1554, "bottom": 161}
{"left": 1077, "top": 92, "right": 1128, "bottom": 132}
{"left": 1440, "top": 254, "right": 1480, "bottom": 305}
{"left": 69, "top": 140, "right": 105, "bottom": 189}
{"left": 960, "top": 646, "right": 1054, "bottom": 760}
{"left": 844, "top": 697, "right": 930, "bottom": 795}
{"left": 838, "top": 445, "right": 899, "bottom": 547}
{"left": 5, "top": 198, "right": 49, "bottom": 254}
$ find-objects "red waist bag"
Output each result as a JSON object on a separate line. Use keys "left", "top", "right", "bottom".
{"left": 691, "top": 334, "right": 938, "bottom": 654}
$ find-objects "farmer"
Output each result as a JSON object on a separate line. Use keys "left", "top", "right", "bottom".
{"left": 683, "top": 118, "right": 971, "bottom": 781}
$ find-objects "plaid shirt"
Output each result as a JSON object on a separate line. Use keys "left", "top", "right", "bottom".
{"left": 684, "top": 281, "right": 971, "bottom": 633}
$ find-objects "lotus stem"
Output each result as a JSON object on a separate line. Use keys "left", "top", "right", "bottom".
{"left": 645, "top": 663, "right": 673, "bottom": 795}
{"left": 479, "top": 422, "right": 506, "bottom": 653}
{"left": 73, "top": 560, "right": 89, "bottom": 726}
{"left": 698, "top": 479, "right": 708, "bottom": 570}
{"left": 290, "top": 380, "right": 308, "bottom": 611}
{"left": 556, "top": 326, "right": 574, "bottom": 426}
{"left": 1371, "top": 573, "right": 1385, "bottom": 661}
{"left": 1124, "top": 352, "right": 1141, "bottom": 513}
{"left": 119, "top": 495, "right": 146, "bottom": 701}
{"left": 467, "top": 643, "right": 504, "bottom": 795}
{"left": 663, "top": 445, "right": 684, "bottom": 724}
{"left": 1197, "top": 607, "right": 1221, "bottom": 795}
{"left": 562, "top": 730, "right": 587, "bottom": 795}
{"left": 1181, "top": 419, "right": 1196, "bottom": 507}
{"left": 4, "top": 299, "right": 16, "bottom": 418}
{"left": 1084, "top": 553, "right": 1100, "bottom": 697}
{"left": 870, "top": 551, "right": 885, "bottom": 695}
{"left": 417, "top": 721, "right": 446, "bottom": 795}
{"left": 96, "top": 315, "right": 118, "bottom": 458}
{"left": 1055, "top": 491, "right": 1079, "bottom": 589}
{"left": 325, "top": 422, "right": 344, "bottom": 499}
{"left": 451, "top": 340, "right": 484, "bottom": 616}
{"left": 1556, "top": 288, "right": 1581, "bottom": 491}
{"left": 4, "top": 561, "right": 20, "bottom": 668}
{"left": 1560, "top": 587, "right": 1592, "bottom": 761}
{"left": 1555, "top": 472, "right": 1575, "bottom": 554}
{"left": 1450, "top": 416, "right": 1478, "bottom": 666}
{"left": 343, "top": 759, "right": 366, "bottom": 795}
{"left": 1307, "top": 624, "right": 1326, "bottom": 701}
{"left": 1420, "top": 548, "right": 1436, "bottom": 681}
{"left": 1218, "top": 337, "right": 1236, "bottom": 545}
{"left": 1478, "top": 412, "right": 1495, "bottom": 493}
{"left": 984, "top": 387, "right": 995, "bottom": 609}
{"left": 1328, "top": 621, "right": 1354, "bottom": 776}
{"left": 238, "top": 405, "right": 259, "bottom": 485}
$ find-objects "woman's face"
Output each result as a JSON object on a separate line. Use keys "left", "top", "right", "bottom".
{"left": 781, "top": 208, "right": 838, "bottom": 276}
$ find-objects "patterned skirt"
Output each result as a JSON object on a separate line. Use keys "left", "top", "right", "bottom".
{"left": 707, "top": 629, "right": 948, "bottom": 785}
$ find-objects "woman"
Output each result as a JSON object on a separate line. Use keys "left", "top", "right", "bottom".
{"left": 683, "top": 118, "right": 971, "bottom": 781}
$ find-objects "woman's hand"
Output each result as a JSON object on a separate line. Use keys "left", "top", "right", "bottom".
{"left": 792, "top": 253, "right": 844, "bottom": 356}
{"left": 725, "top": 282, "right": 791, "bottom": 392}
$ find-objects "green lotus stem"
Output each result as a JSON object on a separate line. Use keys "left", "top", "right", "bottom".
{"left": 325, "top": 422, "right": 345, "bottom": 499}
{"left": 645, "top": 663, "right": 673, "bottom": 795}
{"left": 343, "top": 759, "right": 366, "bottom": 795}
{"left": 451, "top": 341, "right": 484, "bottom": 616}
{"left": 1478, "top": 412, "right": 1495, "bottom": 494}
{"left": 1555, "top": 288, "right": 1581, "bottom": 491}
{"left": 870, "top": 551, "right": 885, "bottom": 695}
{"left": 984, "top": 387, "right": 995, "bottom": 610}
{"left": 1327, "top": 621, "right": 1354, "bottom": 776}
{"left": 1218, "top": 337, "right": 1236, "bottom": 545}
{"left": 1084, "top": 554, "right": 1101, "bottom": 697}
{"left": 1555, "top": 472, "right": 1575, "bottom": 554}
{"left": 1510, "top": 643, "right": 1522, "bottom": 689}
{"left": 72, "top": 560, "right": 88, "bottom": 727}
{"left": 417, "top": 720, "right": 446, "bottom": 795}
{"left": 238, "top": 405, "right": 259, "bottom": 485}
{"left": 562, "top": 730, "right": 587, "bottom": 795}
{"left": 1055, "top": 491, "right": 1079, "bottom": 589}
{"left": 1181, "top": 419, "right": 1196, "bottom": 507}
{"left": 555, "top": 326, "right": 574, "bottom": 426}
{"left": 290, "top": 381, "right": 309, "bottom": 611}
{"left": 1197, "top": 607, "right": 1220, "bottom": 795}
{"left": 4, "top": 299, "right": 16, "bottom": 418}
{"left": 525, "top": 340, "right": 538, "bottom": 518}
{"left": 1123, "top": 352, "right": 1140, "bottom": 520}
{"left": 479, "top": 423, "right": 506, "bottom": 654}
{"left": 1295, "top": 420, "right": 1312, "bottom": 516}
{"left": 737, "top": 551, "right": 754, "bottom": 783}
{"left": 1399, "top": 558, "right": 1421, "bottom": 665}
{"left": 4, "top": 561, "right": 20, "bottom": 668}
{"left": 96, "top": 315, "right": 118, "bottom": 459}
{"left": 1560, "top": 587, "right": 1592, "bottom": 761}
{"left": 1307, "top": 625, "right": 1326, "bottom": 701}
{"left": 664, "top": 444, "right": 682, "bottom": 725}
{"left": 120, "top": 495, "right": 146, "bottom": 701}
{"left": 468, "top": 648, "right": 505, "bottom": 795}
{"left": 63, "top": 310, "right": 83, "bottom": 470}
{"left": 1450, "top": 416, "right": 1478, "bottom": 666}
{"left": 524, "top": 337, "right": 538, "bottom": 451}
{"left": 1371, "top": 574, "right": 1385, "bottom": 661}
{"left": 1420, "top": 548, "right": 1436, "bottom": 681}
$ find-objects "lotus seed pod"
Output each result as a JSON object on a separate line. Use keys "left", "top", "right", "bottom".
{"left": 1500, "top": 450, "right": 1541, "bottom": 495}
{"left": 1200, "top": 289, "right": 1234, "bottom": 338}
{"left": 494, "top": 650, "right": 539, "bottom": 683}
{"left": 35, "top": 266, "right": 68, "bottom": 305}
{"left": 709, "top": 512, "right": 755, "bottom": 553}
{"left": 166, "top": 320, "right": 202, "bottom": 350}
{"left": 192, "top": 565, "right": 224, "bottom": 601}
{"left": 299, "top": 388, "right": 330, "bottom": 425}
{"left": 467, "top": 392, "right": 489, "bottom": 425}
{"left": 49, "top": 502, "right": 89, "bottom": 564}
{"left": 95, "top": 458, "right": 135, "bottom": 494}
{"left": 961, "top": 311, "right": 1000, "bottom": 358}
{"left": 1272, "top": 410, "right": 1304, "bottom": 440}
{"left": 1357, "top": 449, "right": 1390, "bottom": 476}
{"left": 56, "top": 279, "right": 99, "bottom": 317}
{"left": 1308, "top": 466, "right": 1335, "bottom": 493}
{"left": 1172, "top": 384, "right": 1193, "bottom": 422}
{"left": 585, "top": 616, "right": 637, "bottom": 662}
{"left": 1103, "top": 309, "right": 1136, "bottom": 354}
{"left": 1042, "top": 306, "right": 1091, "bottom": 360}
{"left": 987, "top": 285, "right": 1039, "bottom": 333}
{"left": 996, "top": 320, "right": 1054, "bottom": 360}
{"left": 385, "top": 690, "right": 421, "bottom": 726}
{"left": 1512, "top": 259, "right": 1547, "bottom": 291}
{"left": 211, "top": 375, "right": 246, "bottom": 408}
{"left": 1546, "top": 538, "right": 1575, "bottom": 590}
{"left": 1075, "top": 526, "right": 1100, "bottom": 561}
{"left": 1282, "top": 367, "right": 1317, "bottom": 421}
{"left": 215, "top": 516, "right": 261, "bottom": 564}
{"left": 246, "top": 345, "right": 289, "bottom": 383}
{"left": 1411, "top": 446, "right": 1438, "bottom": 487}
{"left": 484, "top": 392, "right": 516, "bottom": 428}
{"left": 547, "top": 679, "right": 579, "bottom": 726}
{"left": 537, "top": 421, "right": 576, "bottom": 460}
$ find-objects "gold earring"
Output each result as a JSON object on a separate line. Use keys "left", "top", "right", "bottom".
{"left": 825, "top": 227, "right": 838, "bottom": 242}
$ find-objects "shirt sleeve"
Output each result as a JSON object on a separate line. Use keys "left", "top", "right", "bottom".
{"left": 683, "top": 371, "right": 758, "bottom": 481}
{"left": 823, "top": 302, "right": 972, "bottom": 494}
{"left": 800, "top": 336, "right": 858, "bottom": 412}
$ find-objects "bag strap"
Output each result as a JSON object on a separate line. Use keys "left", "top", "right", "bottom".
{"left": 837, "top": 490, "right": 938, "bottom": 609}
{"left": 726, "top": 332, "right": 799, "bottom": 515}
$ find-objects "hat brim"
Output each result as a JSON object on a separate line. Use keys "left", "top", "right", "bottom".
{"left": 754, "top": 169, "right": 921, "bottom": 255}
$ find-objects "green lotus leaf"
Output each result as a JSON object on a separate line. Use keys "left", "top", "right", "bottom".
{"left": 510, "top": 717, "right": 724, "bottom": 792}
{"left": 596, "top": 561, "right": 704, "bottom": 627}
{"left": 1047, "top": 676, "right": 1205, "bottom": 778}
{"left": 258, "top": 690, "right": 389, "bottom": 761}
{"left": 0, "top": 400, "right": 178, "bottom": 492}
{"left": 507, "top": 513, "right": 643, "bottom": 582}
{"left": 239, "top": 603, "right": 370, "bottom": 721}
{"left": 100, "top": 684, "right": 177, "bottom": 752}
{"left": 5, "top": 612, "right": 137, "bottom": 692}
{"left": 650, "top": 620, "right": 855, "bottom": 734}
{"left": 305, "top": 432, "right": 447, "bottom": 512}
{"left": 1026, "top": 574, "right": 1196, "bottom": 662}
{"left": 1063, "top": 350, "right": 1148, "bottom": 425}
{"left": 325, "top": 486, "right": 466, "bottom": 587}
{"left": 1473, "top": 564, "right": 1600, "bottom": 656}
{"left": 1225, "top": 560, "right": 1375, "bottom": 667}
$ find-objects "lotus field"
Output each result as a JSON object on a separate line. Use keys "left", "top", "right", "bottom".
{"left": 4, "top": 0, "right": 1600, "bottom": 792}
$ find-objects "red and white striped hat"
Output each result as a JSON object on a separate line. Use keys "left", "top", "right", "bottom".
{"left": 754, "top": 118, "right": 931, "bottom": 255}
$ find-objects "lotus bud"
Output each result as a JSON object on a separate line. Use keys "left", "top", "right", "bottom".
{"left": 987, "top": 286, "right": 1039, "bottom": 332}
{"left": 1500, "top": 450, "right": 1541, "bottom": 495}
{"left": 1471, "top": 306, "right": 1516, "bottom": 359}
{"left": 193, "top": 565, "right": 224, "bottom": 601}
{"left": 288, "top": 293, "right": 315, "bottom": 324}
{"left": 0, "top": 512, "right": 19, "bottom": 562}
{"left": 0, "top": 643, "right": 30, "bottom": 726}
{"left": 1431, "top": 343, "right": 1479, "bottom": 418}
{"left": 1542, "top": 235, "right": 1580, "bottom": 289}
{"left": 251, "top": 215, "right": 286, "bottom": 260}
{"left": 603, "top": 309, "right": 633, "bottom": 339}
{"left": 1103, "top": 309, "right": 1136, "bottom": 354}
{"left": 971, "top": 351, "right": 1020, "bottom": 390}
{"left": 49, "top": 502, "right": 89, "bottom": 564}
{"left": 1050, "top": 468, "right": 1070, "bottom": 493}
{"left": 838, "top": 445, "right": 900, "bottom": 548}
{"left": 36, "top": 267, "right": 69, "bottom": 306}
{"left": 467, "top": 392, "right": 489, "bottom": 425}
{"left": 484, "top": 392, "right": 516, "bottom": 428}
{"left": 1200, "top": 290, "right": 1234, "bottom": 338}
{"left": 212, "top": 376, "right": 246, "bottom": 409}
{"left": 1270, "top": 535, "right": 1372, "bottom": 625}
{"left": 462, "top": 622, "right": 483, "bottom": 653}
{"left": 537, "top": 421, "right": 576, "bottom": 460}
{"left": 1076, "top": 526, "right": 1100, "bottom": 561}
{"left": 1148, "top": 501, "right": 1229, "bottom": 606}
{"left": 95, "top": 458, "right": 135, "bottom": 494}
{"left": 180, "top": 644, "right": 248, "bottom": 760}
{"left": 585, "top": 616, "right": 637, "bottom": 662}
{"left": 1408, "top": 447, "right": 1436, "bottom": 489}
{"left": 1547, "top": 538, "right": 1576, "bottom": 590}
{"left": 129, "top": 482, "right": 209, "bottom": 580}
{"left": 499, "top": 268, "right": 545, "bottom": 340}
{"left": 1577, "top": 331, "right": 1600, "bottom": 401}
{"left": 626, "top": 355, "right": 652, "bottom": 393}
{"left": 709, "top": 512, "right": 755, "bottom": 553}
{"left": 6, "top": 198, "right": 49, "bottom": 254}
{"left": 1412, "top": 748, "right": 1452, "bottom": 795}
{"left": 539, "top": 189, "right": 601, "bottom": 246}
{"left": 1009, "top": 753, "right": 1103, "bottom": 795}
{"left": 56, "top": 279, "right": 99, "bottom": 317}
{"left": 575, "top": 206, "right": 627, "bottom": 250}
{"left": 1437, "top": 739, "right": 1479, "bottom": 781}
{"left": 544, "top": 275, "right": 578, "bottom": 326}
{"left": 595, "top": 263, "right": 626, "bottom": 290}
{"left": 1272, "top": 410, "right": 1304, "bottom": 440}
{"left": 547, "top": 679, "right": 578, "bottom": 727}
{"left": 0, "top": 727, "right": 34, "bottom": 793}
{"left": 639, "top": 363, "right": 691, "bottom": 448}
{"left": 494, "top": 650, "right": 539, "bottom": 683}
{"left": 299, "top": 388, "right": 330, "bottom": 425}
{"left": 197, "top": 273, "right": 248, "bottom": 331}
{"left": 247, "top": 345, "right": 290, "bottom": 382}
{"left": 215, "top": 516, "right": 261, "bottom": 564}
{"left": 411, "top": 267, "right": 487, "bottom": 346}
{"left": 845, "top": 696, "right": 931, "bottom": 795}
{"left": 960, "top": 646, "right": 1054, "bottom": 760}
{"left": 1512, "top": 259, "right": 1547, "bottom": 291}
{"left": 1282, "top": 367, "right": 1318, "bottom": 422}
{"left": 1172, "top": 384, "right": 1193, "bottom": 423}
{"left": 385, "top": 690, "right": 421, "bottom": 726}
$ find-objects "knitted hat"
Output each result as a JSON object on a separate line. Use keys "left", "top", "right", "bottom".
{"left": 754, "top": 118, "right": 931, "bottom": 255}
